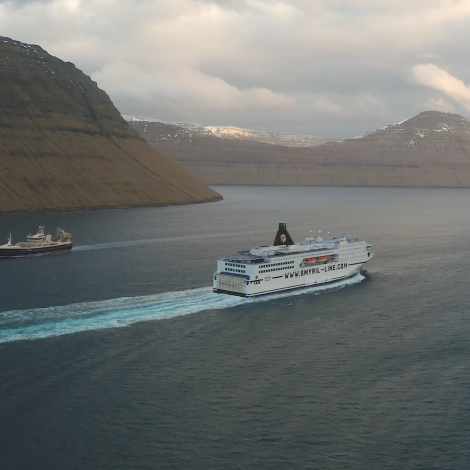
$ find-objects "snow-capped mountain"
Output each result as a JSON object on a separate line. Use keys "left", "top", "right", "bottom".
{"left": 123, "top": 115, "right": 215, "bottom": 136}
{"left": 126, "top": 111, "right": 470, "bottom": 188}
{"left": 123, "top": 116, "right": 332, "bottom": 147}
{"left": 206, "top": 126, "right": 334, "bottom": 147}
{"left": 352, "top": 111, "right": 470, "bottom": 145}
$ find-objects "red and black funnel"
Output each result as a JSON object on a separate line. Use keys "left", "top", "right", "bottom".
{"left": 273, "top": 222, "right": 294, "bottom": 246}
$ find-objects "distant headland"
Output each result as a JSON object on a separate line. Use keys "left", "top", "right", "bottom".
{"left": 128, "top": 111, "right": 470, "bottom": 188}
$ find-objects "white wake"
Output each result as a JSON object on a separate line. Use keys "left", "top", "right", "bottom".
{"left": 73, "top": 230, "right": 268, "bottom": 252}
{"left": 0, "top": 274, "right": 364, "bottom": 344}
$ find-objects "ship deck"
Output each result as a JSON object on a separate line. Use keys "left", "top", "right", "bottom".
{"left": 223, "top": 245, "right": 338, "bottom": 264}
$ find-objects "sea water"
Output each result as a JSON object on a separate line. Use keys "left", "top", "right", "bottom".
{"left": 1, "top": 186, "right": 470, "bottom": 469}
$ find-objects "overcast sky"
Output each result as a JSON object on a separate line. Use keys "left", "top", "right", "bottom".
{"left": 2, "top": 0, "right": 470, "bottom": 137}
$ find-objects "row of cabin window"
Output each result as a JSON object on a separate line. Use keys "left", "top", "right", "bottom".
{"left": 260, "top": 260, "right": 294, "bottom": 268}
{"left": 260, "top": 266, "right": 290, "bottom": 273}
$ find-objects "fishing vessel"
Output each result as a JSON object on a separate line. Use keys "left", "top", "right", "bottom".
{"left": 0, "top": 226, "right": 73, "bottom": 258}
{"left": 213, "top": 223, "right": 373, "bottom": 297}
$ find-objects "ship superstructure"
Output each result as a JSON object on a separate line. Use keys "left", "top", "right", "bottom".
{"left": 0, "top": 226, "right": 73, "bottom": 258}
{"left": 213, "top": 223, "right": 373, "bottom": 297}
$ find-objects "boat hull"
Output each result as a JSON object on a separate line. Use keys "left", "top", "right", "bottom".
{"left": 0, "top": 243, "right": 73, "bottom": 258}
{"left": 214, "top": 259, "right": 370, "bottom": 297}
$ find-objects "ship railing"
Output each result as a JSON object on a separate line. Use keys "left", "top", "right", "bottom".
{"left": 57, "top": 228, "right": 72, "bottom": 241}
{"left": 223, "top": 252, "right": 265, "bottom": 264}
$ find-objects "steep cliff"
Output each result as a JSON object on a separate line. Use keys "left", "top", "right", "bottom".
{"left": 129, "top": 111, "right": 470, "bottom": 187}
{"left": 0, "top": 37, "right": 221, "bottom": 214}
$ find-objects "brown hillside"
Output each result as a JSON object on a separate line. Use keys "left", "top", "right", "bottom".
{"left": 130, "top": 112, "right": 470, "bottom": 187}
{"left": 0, "top": 37, "right": 221, "bottom": 214}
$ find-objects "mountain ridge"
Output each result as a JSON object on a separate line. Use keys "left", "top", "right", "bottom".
{"left": 128, "top": 111, "right": 470, "bottom": 187}
{"left": 124, "top": 115, "right": 333, "bottom": 147}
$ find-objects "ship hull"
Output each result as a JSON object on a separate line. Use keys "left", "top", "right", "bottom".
{"left": 214, "top": 273, "right": 358, "bottom": 297}
{"left": 0, "top": 243, "right": 73, "bottom": 258}
{"left": 214, "top": 259, "right": 370, "bottom": 297}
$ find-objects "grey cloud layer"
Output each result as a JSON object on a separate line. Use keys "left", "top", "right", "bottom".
{"left": 1, "top": 0, "right": 469, "bottom": 137}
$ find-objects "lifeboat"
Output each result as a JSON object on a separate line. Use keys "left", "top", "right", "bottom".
{"left": 304, "top": 256, "right": 330, "bottom": 264}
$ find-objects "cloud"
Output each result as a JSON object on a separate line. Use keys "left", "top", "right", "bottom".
{"left": 411, "top": 63, "right": 470, "bottom": 110}
{"left": 93, "top": 61, "right": 296, "bottom": 113}
{"left": 312, "top": 97, "right": 343, "bottom": 116}
{"left": 422, "top": 97, "right": 456, "bottom": 113}
{"left": 0, "top": 0, "right": 52, "bottom": 6}
{"left": 1, "top": 0, "right": 470, "bottom": 137}
{"left": 418, "top": 52, "right": 440, "bottom": 60}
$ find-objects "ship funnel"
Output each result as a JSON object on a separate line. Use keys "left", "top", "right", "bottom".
{"left": 274, "top": 222, "right": 294, "bottom": 246}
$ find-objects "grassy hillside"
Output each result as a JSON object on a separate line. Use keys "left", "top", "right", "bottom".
{"left": 0, "top": 37, "right": 221, "bottom": 213}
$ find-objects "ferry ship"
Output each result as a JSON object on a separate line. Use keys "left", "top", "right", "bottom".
{"left": 213, "top": 223, "right": 373, "bottom": 297}
{"left": 0, "top": 226, "right": 73, "bottom": 258}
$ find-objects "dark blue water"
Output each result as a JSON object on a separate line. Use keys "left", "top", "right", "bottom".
{"left": 1, "top": 186, "right": 470, "bottom": 469}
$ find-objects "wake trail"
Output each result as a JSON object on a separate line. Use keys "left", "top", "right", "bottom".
{"left": 74, "top": 230, "right": 269, "bottom": 252}
{"left": 0, "top": 274, "right": 364, "bottom": 344}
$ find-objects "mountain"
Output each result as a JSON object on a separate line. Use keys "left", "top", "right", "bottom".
{"left": 124, "top": 115, "right": 216, "bottom": 136}
{"left": 124, "top": 116, "right": 332, "bottom": 147}
{"left": 128, "top": 111, "right": 470, "bottom": 187}
{"left": 0, "top": 38, "right": 221, "bottom": 214}
{"left": 206, "top": 126, "right": 334, "bottom": 147}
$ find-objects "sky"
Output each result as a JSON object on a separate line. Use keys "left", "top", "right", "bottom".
{"left": 1, "top": 0, "right": 470, "bottom": 138}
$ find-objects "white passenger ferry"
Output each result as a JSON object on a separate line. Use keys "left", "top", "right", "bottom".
{"left": 213, "top": 223, "right": 374, "bottom": 297}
